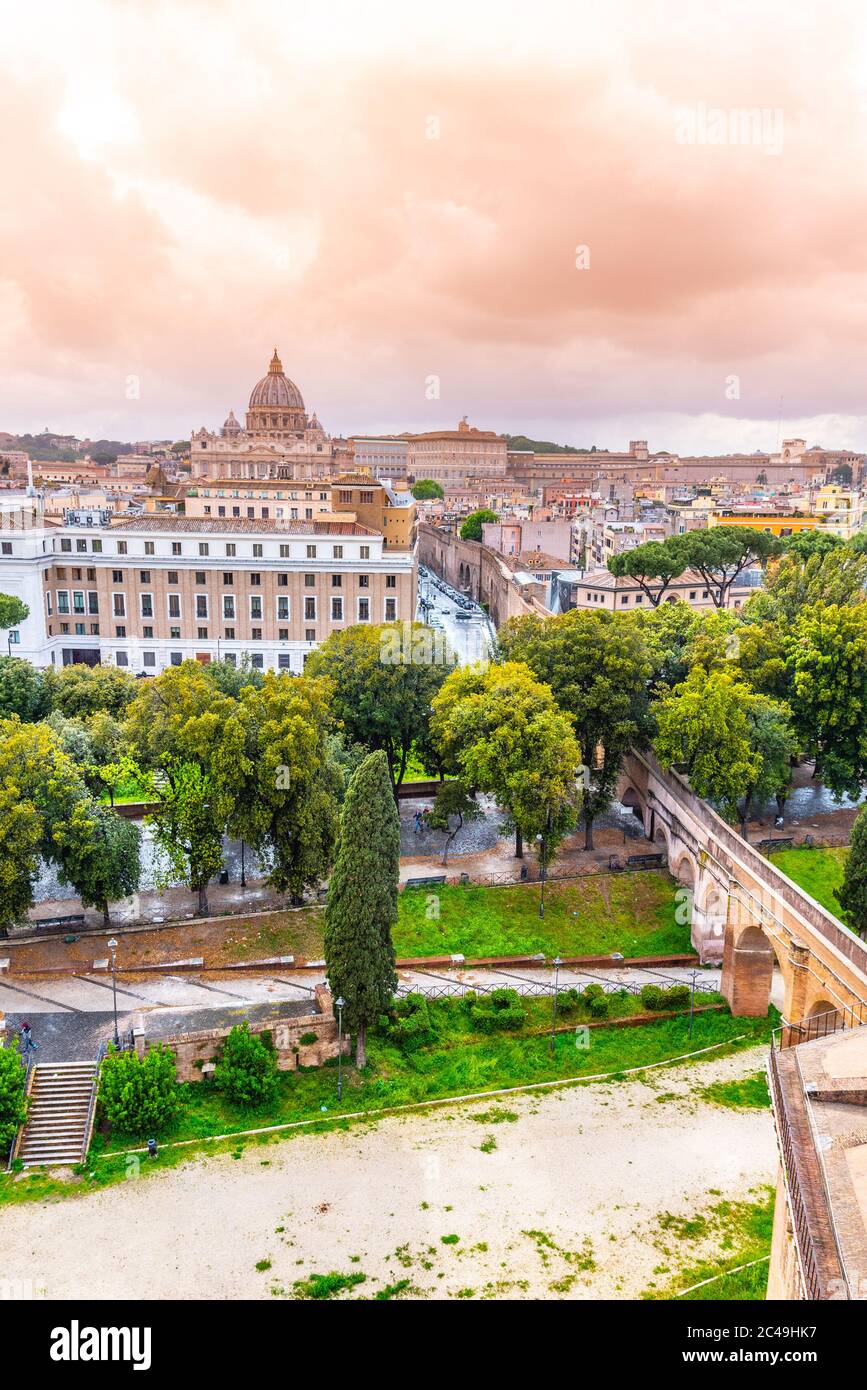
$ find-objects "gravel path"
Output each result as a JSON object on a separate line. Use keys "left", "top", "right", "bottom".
{"left": 3, "top": 1046, "right": 776, "bottom": 1301}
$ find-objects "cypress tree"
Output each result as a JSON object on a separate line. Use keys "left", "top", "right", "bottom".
{"left": 324, "top": 749, "right": 399, "bottom": 1067}
{"left": 839, "top": 805, "right": 867, "bottom": 940}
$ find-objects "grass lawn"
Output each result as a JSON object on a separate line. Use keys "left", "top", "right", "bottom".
{"left": 698, "top": 1071, "right": 770, "bottom": 1110}
{"left": 1, "top": 1004, "right": 776, "bottom": 1208}
{"left": 643, "top": 1188, "right": 774, "bottom": 1300}
{"left": 770, "top": 846, "right": 849, "bottom": 923}
{"left": 395, "top": 874, "right": 690, "bottom": 958}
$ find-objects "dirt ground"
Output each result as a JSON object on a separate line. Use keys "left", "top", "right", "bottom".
{"left": 4, "top": 1046, "right": 776, "bottom": 1302}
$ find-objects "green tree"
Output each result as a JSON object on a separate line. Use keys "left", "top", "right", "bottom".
{"left": 147, "top": 760, "right": 226, "bottom": 915}
{"left": 459, "top": 509, "right": 498, "bottom": 542}
{"left": 58, "top": 800, "right": 142, "bottom": 926}
{"left": 499, "top": 609, "right": 651, "bottom": 849}
{"left": 608, "top": 537, "right": 690, "bottom": 606}
{"left": 781, "top": 530, "right": 842, "bottom": 561}
{"left": 214, "top": 1023, "right": 279, "bottom": 1106}
{"left": 412, "top": 479, "right": 444, "bottom": 500}
{"left": 426, "top": 778, "right": 480, "bottom": 866}
{"left": 306, "top": 624, "right": 452, "bottom": 788}
{"left": 839, "top": 806, "right": 867, "bottom": 939}
{"left": 0, "top": 593, "right": 29, "bottom": 637}
{"left": 678, "top": 527, "right": 781, "bottom": 609}
{"left": 785, "top": 603, "right": 867, "bottom": 799}
{"left": 46, "top": 662, "right": 139, "bottom": 718}
{"left": 203, "top": 656, "right": 265, "bottom": 697}
{"left": 431, "top": 661, "right": 582, "bottom": 860}
{"left": 737, "top": 695, "right": 799, "bottom": 833}
{"left": 0, "top": 656, "right": 51, "bottom": 721}
{"left": 762, "top": 546, "right": 867, "bottom": 621}
{"left": 324, "top": 751, "right": 399, "bottom": 1068}
{"left": 0, "top": 1047, "right": 28, "bottom": 1155}
{"left": 653, "top": 668, "right": 762, "bottom": 823}
{"left": 99, "top": 1044, "right": 180, "bottom": 1135}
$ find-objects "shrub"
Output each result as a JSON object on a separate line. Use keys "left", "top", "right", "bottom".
{"left": 559, "top": 987, "right": 582, "bottom": 1012}
{"left": 298, "top": 1032, "right": 319, "bottom": 1047}
{"left": 214, "top": 1023, "right": 279, "bottom": 1107}
{"left": 640, "top": 983, "right": 692, "bottom": 1012}
{"left": 470, "top": 987, "right": 526, "bottom": 1034}
{"left": 99, "top": 1043, "right": 180, "bottom": 1136}
{"left": 640, "top": 984, "right": 666, "bottom": 1011}
{"left": 0, "top": 1046, "right": 28, "bottom": 1154}
{"left": 664, "top": 984, "right": 691, "bottom": 1010}
{"left": 380, "top": 994, "right": 436, "bottom": 1052}
{"left": 587, "top": 993, "right": 609, "bottom": 1018}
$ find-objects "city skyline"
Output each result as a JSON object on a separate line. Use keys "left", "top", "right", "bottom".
{"left": 5, "top": 0, "right": 867, "bottom": 451}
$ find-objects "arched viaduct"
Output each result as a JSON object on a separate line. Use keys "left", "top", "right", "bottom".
{"left": 619, "top": 749, "right": 867, "bottom": 1042}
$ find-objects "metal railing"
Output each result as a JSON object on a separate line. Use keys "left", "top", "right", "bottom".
{"left": 5, "top": 1053, "right": 35, "bottom": 1171}
{"left": 776, "top": 1002, "right": 867, "bottom": 1050}
{"left": 767, "top": 1047, "right": 825, "bottom": 1299}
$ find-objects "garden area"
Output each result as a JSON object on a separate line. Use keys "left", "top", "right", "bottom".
{"left": 769, "top": 846, "right": 849, "bottom": 922}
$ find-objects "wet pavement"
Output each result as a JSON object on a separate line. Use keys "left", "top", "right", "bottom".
{"left": 416, "top": 565, "right": 495, "bottom": 667}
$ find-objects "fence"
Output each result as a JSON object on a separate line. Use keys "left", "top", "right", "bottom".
{"left": 776, "top": 1002, "right": 867, "bottom": 1050}
{"left": 395, "top": 964, "right": 720, "bottom": 1002}
{"left": 767, "top": 1046, "right": 829, "bottom": 1299}
{"left": 404, "top": 859, "right": 669, "bottom": 892}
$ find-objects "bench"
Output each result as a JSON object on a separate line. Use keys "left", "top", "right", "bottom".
{"left": 403, "top": 875, "right": 447, "bottom": 890}
{"left": 31, "top": 913, "right": 87, "bottom": 932}
{"left": 756, "top": 837, "right": 795, "bottom": 854}
{"left": 610, "top": 853, "right": 666, "bottom": 871}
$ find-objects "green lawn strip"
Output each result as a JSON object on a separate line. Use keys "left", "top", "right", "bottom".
{"left": 214, "top": 873, "right": 689, "bottom": 964}
{"left": 769, "top": 847, "right": 849, "bottom": 923}
{"left": 643, "top": 1188, "right": 775, "bottom": 1301}
{"left": 698, "top": 1071, "right": 770, "bottom": 1110}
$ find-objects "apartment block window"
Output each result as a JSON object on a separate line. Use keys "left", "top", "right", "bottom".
{"left": 197, "top": 627, "right": 208, "bottom": 640}
{"left": 253, "top": 543, "right": 263, "bottom": 558}
{"left": 224, "top": 627, "right": 235, "bottom": 640}
{"left": 358, "top": 597, "right": 370, "bottom": 621}
{"left": 74, "top": 623, "right": 85, "bottom": 636}
{"left": 115, "top": 626, "right": 126, "bottom": 638}
{"left": 304, "top": 596, "right": 316, "bottom": 621}
{"left": 168, "top": 571, "right": 178, "bottom": 584}
{"left": 195, "top": 595, "right": 208, "bottom": 620}
{"left": 143, "top": 626, "right": 153, "bottom": 639}
{"left": 217, "top": 506, "right": 225, "bottom": 518}
{"left": 90, "top": 624, "right": 100, "bottom": 636}
{"left": 141, "top": 594, "right": 154, "bottom": 618}
{"left": 199, "top": 542, "right": 209, "bottom": 557}
{"left": 331, "top": 596, "right": 343, "bottom": 621}
{"left": 333, "top": 545, "right": 343, "bottom": 559}
{"left": 277, "top": 573, "right": 288, "bottom": 587}
{"left": 76, "top": 539, "right": 87, "bottom": 553}
{"left": 170, "top": 653, "right": 183, "bottom": 666}
{"left": 305, "top": 628, "right": 316, "bottom": 642}
{"left": 1, "top": 542, "right": 11, "bottom": 556}
{"left": 250, "top": 596, "right": 263, "bottom": 620}
{"left": 143, "top": 652, "right": 156, "bottom": 668}
{"left": 250, "top": 654, "right": 264, "bottom": 669}
{"left": 117, "top": 541, "right": 128, "bottom": 555}
{"left": 88, "top": 592, "right": 99, "bottom": 614}
{"left": 196, "top": 571, "right": 206, "bottom": 584}
{"left": 144, "top": 542, "right": 155, "bottom": 555}
{"left": 306, "top": 545, "right": 317, "bottom": 558}
{"left": 224, "top": 652, "right": 236, "bottom": 666}
{"left": 385, "top": 597, "right": 397, "bottom": 621}
{"left": 278, "top": 654, "right": 292, "bottom": 670}
{"left": 168, "top": 594, "right": 181, "bottom": 618}
{"left": 91, "top": 539, "right": 103, "bottom": 553}
{"left": 251, "top": 628, "right": 262, "bottom": 641}
{"left": 279, "top": 544, "right": 290, "bottom": 558}
{"left": 72, "top": 591, "right": 85, "bottom": 614}
{"left": 249, "top": 573, "right": 261, "bottom": 586}
{"left": 113, "top": 594, "right": 125, "bottom": 617}
{"left": 277, "top": 596, "right": 289, "bottom": 620}
{"left": 116, "top": 652, "right": 129, "bottom": 667}
{"left": 358, "top": 574, "right": 369, "bottom": 588}
{"left": 338, "top": 490, "right": 352, "bottom": 503}
{"left": 140, "top": 571, "right": 151, "bottom": 583}
{"left": 226, "top": 543, "right": 236, "bottom": 557}
{"left": 172, "top": 542, "right": 182, "bottom": 556}
{"left": 386, "top": 574, "right": 397, "bottom": 588}
{"left": 360, "top": 545, "right": 370, "bottom": 560}
{"left": 278, "top": 628, "right": 289, "bottom": 641}
{"left": 360, "top": 492, "right": 374, "bottom": 505}
{"left": 223, "top": 595, "right": 235, "bottom": 620}
{"left": 331, "top": 574, "right": 342, "bottom": 587}
{"left": 56, "top": 591, "right": 70, "bottom": 614}
{"left": 86, "top": 568, "right": 96, "bottom": 581}
{"left": 59, "top": 538, "right": 72, "bottom": 553}
{"left": 46, "top": 593, "right": 53, "bottom": 616}
{"left": 304, "top": 573, "right": 315, "bottom": 587}
{"left": 170, "top": 626, "right": 181, "bottom": 640}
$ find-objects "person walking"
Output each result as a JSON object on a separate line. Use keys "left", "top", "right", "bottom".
{"left": 413, "top": 809, "right": 423, "bottom": 834}
{"left": 20, "top": 1021, "right": 38, "bottom": 1055}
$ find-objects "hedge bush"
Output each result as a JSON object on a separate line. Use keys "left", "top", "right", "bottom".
{"left": 100, "top": 1043, "right": 180, "bottom": 1136}
{"left": 0, "top": 1046, "right": 28, "bottom": 1154}
{"left": 379, "top": 994, "right": 436, "bottom": 1052}
{"left": 640, "top": 983, "right": 693, "bottom": 1012}
{"left": 214, "top": 1023, "right": 279, "bottom": 1106}
{"left": 469, "top": 987, "right": 527, "bottom": 1034}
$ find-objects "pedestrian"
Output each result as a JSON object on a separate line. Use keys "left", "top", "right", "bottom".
{"left": 20, "top": 1021, "right": 38, "bottom": 1054}
{"left": 414, "top": 810, "right": 422, "bottom": 834}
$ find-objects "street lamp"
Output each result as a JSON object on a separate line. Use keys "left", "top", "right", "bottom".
{"left": 535, "top": 833, "right": 547, "bottom": 918}
{"left": 550, "top": 957, "right": 562, "bottom": 1052}
{"left": 688, "top": 968, "right": 698, "bottom": 1040}
{"left": 335, "top": 996, "right": 345, "bottom": 1101}
{"left": 107, "top": 936, "right": 119, "bottom": 1047}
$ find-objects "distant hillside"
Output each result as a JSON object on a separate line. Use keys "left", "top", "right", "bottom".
{"left": 506, "top": 435, "right": 607, "bottom": 454}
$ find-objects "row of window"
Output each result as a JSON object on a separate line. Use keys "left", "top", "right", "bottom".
{"left": 53, "top": 594, "right": 398, "bottom": 629}
{"left": 96, "top": 569, "right": 394, "bottom": 588}
{"left": 56, "top": 537, "right": 374, "bottom": 560}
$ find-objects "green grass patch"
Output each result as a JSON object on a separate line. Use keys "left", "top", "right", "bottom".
{"left": 770, "top": 847, "right": 849, "bottom": 924}
{"left": 699, "top": 1071, "right": 770, "bottom": 1110}
{"left": 643, "top": 1188, "right": 774, "bottom": 1300}
{"left": 292, "top": 1270, "right": 366, "bottom": 1300}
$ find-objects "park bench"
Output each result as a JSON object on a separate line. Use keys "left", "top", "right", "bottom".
{"left": 31, "top": 912, "right": 86, "bottom": 932}
{"left": 403, "top": 875, "right": 447, "bottom": 890}
{"left": 756, "top": 837, "right": 795, "bottom": 854}
{"left": 610, "top": 853, "right": 666, "bottom": 871}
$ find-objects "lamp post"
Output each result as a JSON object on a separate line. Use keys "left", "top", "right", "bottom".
{"left": 240, "top": 839, "right": 246, "bottom": 888}
{"left": 335, "top": 996, "right": 345, "bottom": 1101}
{"left": 107, "top": 936, "right": 119, "bottom": 1047}
{"left": 550, "top": 957, "right": 562, "bottom": 1052}
{"left": 535, "top": 832, "right": 547, "bottom": 918}
{"left": 688, "top": 969, "right": 698, "bottom": 1040}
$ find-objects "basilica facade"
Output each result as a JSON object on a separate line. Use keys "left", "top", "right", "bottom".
{"left": 190, "top": 351, "right": 343, "bottom": 481}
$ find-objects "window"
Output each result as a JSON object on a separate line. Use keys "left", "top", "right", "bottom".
{"left": 74, "top": 623, "right": 85, "bottom": 635}
{"left": 170, "top": 653, "right": 182, "bottom": 666}
{"left": 249, "top": 573, "right": 261, "bottom": 586}
{"left": 72, "top": 591, "right": 85, "bottom": 614}
{"left": 170, "top": 626, "right": 181, "bottom": 639}
{"left": 304, "top": 596, "right": 316, "bottom": 621}
{"left": 0, "top": 542, "right": 11, "bottom": 556}
{"left": 386, "top": 575, "right": 396, "bottom": 588}
{"left": 90, "top": 623, "right": 100, "bottom": 636}
{"left": 141, "top": 594, "right": 154, "bottom": 618}
{"left": 279, "top": 544, "right": 290, "bottom": 558}
{"left": 278, "top": 628, "right": 289, "bottom": 641}
{"left": 305, "top": 628, "right": 316, "bottom": 642}
{"left": 195, "top": 595, "right": 208, "bottom": 619}
{"left": 168, "top": 571, "right": 178, "bottom": 584}
{"left": 250, "top": 595, "right": 263, "bottom": 620}
{"left": 250, "top": 653, "right": 264, "bottom": 669}
{"left": 333, "top": 545, "right": 343, "bottom": 559}
{"left": 360, "top": 491, "right": 373, "bottom": 505}
{"left": 87, "top": 592, "right": 99, "bottom": 615}
{"left": 113, "top": 594, "right": 125, "bottom": 617}
{"left": 115, "top": 626, "right": 126, "bottom": 638}
{"left": 385, "top": 597, "right": 397, "bottom": 621}
{"left": 76, "top": 539, "right": 87, "bottom": 553}
{"left": 199, "top": 543, "right": 209, "bottom": 556}
{"left": 304, "top": 573, "right": 315, "bottom": 587}
{"left": 306, "top": 545, "right": 317, "bottom": 558}
{"left": 117, "top": 541, "right": 127, "bottom": 555}
{"left": 360, "top": 545, "right": 370, "bottom": 560}
{"left": 140, "top": 570, "right": 150, "bottom": 583}
{"left": 331, "top": 596, "right": 343, "bottom": 621}
{"left": 251, "top": 627, "right": 262, "bottom": 641}
{"left": 143, "top": 626, "right": 153, "bottom": 639}
{"left": 226, "top": 543, "right": 236, "bottom": 557}
{"left": 57, "top": 591, "right": 70, "bottom": 614}
{"left": 144, "top": 542, "right": 155, "bottom": 555}
{"left": 172, "top": 542, "right": 182, "bottom": 556}
{"left": 60, "top": 538, "right": 72, "bottom": 552}
{"left": 278, "top": 654, "right": 292, "bottom": 670}
{"left": 277, "top": 596, "right": 289, "bottom": 620}
{"left": 224, "top": 652, "right": 236, "bottom": 666}
{"left": 143, "top": 652, "right": 156, "bottom": 668}
{"left": 358, "top": 574, "right": 369, "bottom": 588}
{"left": 223, "top": 595, "right": 235, "bottom": 619}
{"left": 223, "top": 572, "right": 233, "bottom": 585}
{"left": 278, "top": 573, "right": 288, "bottom": 587}
{"left": 116, "top": 652, "right": 129, "bottom": 667}
{"left": 112, "top": 569, "right": 123, "bottom": 583}
{"left": 253, "top": 543, "right": 263, "bottom": 558}
{"left": 195, "top": 571, "right": 206, "bottom": 584}
{"left": 358, "top": 597, "right": 370, "bottom": 621}
{"left": 168, "top": 594, "right": 181, "bottom": 618}
{"left": 91, "top": 539, "right": 102, "bottom": 553}
{"left": 331, "top": 574, "right": 342, "bottom": 587}
{"left": 197, "top": 627, "right": 208, "bottom": 640}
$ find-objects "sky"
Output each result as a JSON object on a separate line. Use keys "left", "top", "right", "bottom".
{"left": 3, "top": 0, "right": 867, "bottom": 453}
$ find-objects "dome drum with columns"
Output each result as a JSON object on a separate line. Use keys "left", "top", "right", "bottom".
{"left": 191, "top": 351, "right": 334, "bottom": 481}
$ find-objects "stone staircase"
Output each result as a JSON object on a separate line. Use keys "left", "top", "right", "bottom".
{"left": 15, "top": 1062, "right": 98, "bottom": 1168}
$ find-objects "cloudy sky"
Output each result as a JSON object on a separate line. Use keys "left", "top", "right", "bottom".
{"left": 3, "top": 0, "right": 867, "bottom": 453}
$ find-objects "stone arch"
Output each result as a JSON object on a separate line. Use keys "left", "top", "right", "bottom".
{"left": 669, "top": 847, "right": 697, "bottom": 889}
{"left": 721, "top": 922, "right": 776, "bottom": 1018}
{"left": 692, "top": 875, "right": 728, "bottom": 963}
{"left": 618, "top": 784, "right": 645, "bottom": 822}
{"left": 802, "top": 998, "right": 842, "bottom": 1041}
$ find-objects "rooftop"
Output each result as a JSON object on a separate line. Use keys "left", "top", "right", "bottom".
{"left": 108, "top": 515, "right": 376, "bottom": 537}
